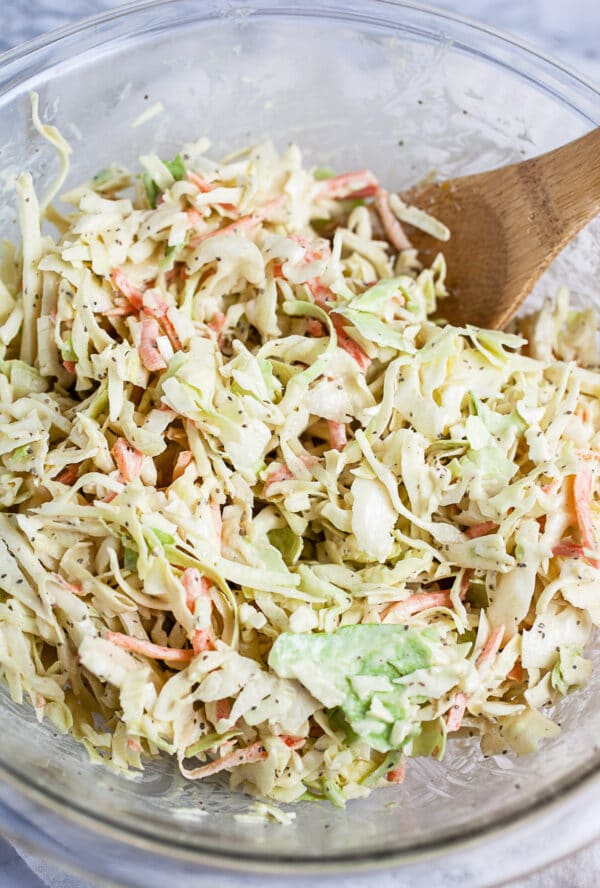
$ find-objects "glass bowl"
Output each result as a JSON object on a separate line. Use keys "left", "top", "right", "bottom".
{"left": 0, "top": 1, "right": 599, "bottom": 883}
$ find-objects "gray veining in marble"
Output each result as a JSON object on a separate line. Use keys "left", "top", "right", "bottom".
{"left": 0, "top": 1, "right": 598, "bottom": 886}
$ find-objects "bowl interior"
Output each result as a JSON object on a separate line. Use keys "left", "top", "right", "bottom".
{"left": 0, "top": 0, "right": 600, "bottom": 870}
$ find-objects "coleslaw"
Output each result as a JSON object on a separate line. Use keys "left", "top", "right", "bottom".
{"left": 0, "top": 99, "right": 599, "bottom": 806}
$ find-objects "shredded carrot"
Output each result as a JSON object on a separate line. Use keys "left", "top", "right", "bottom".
{"left": 317, "top": 169, "right": 379, "bottom": 200}
{"left": 181, "top": 568, "right": 216, "bottom": 655}
{"left": 306, "top": 279, "right": 371, "bottom": 370}
{"left": 573, "top": 465, "right": 600, "bottom": 568}
{"left": 127, "top": 738, "right": 143, "bottom": 752}
{"left": 181, "top": 568, "right": 212, "bottom": 612}
{"left": 383, "top": 591, "right": 452, "bottom": 621}
{"left": 306, "top": 318, "right": 325, "bottom": 337}
{"left": 63, "top": 360, "right": 76, "bottom": 374}
{"left": 386, "top": 760, "right": 406, "bottom": 784}
{"left": 185, "top": 741, "right": 268, "bottom": 779}
{"left": 208, "top": 311, "right": 226, "bottom": 336}
{"left": 327, "top": 420, "right": 347, "bottom": 451}
{"left": 553, "top": 540, "right": 585, "bottom": 559}
{"left": 103, "top": 296, "right": 138, "bottom": 318}
{"left": 111, "top": 269, "right": 144, "bottom": 311}
{"left": 465, "top": 521, "right": 498, "bottom": 539}
{"left": 55, "top": 464, "right": 79, "bottom": 485}
{"left": 263, "top": 464, "right": 294, "bottom": 496}
{"left": 143, "top": 290, "right": 182, "bottom": 351}
{"left": 139, "top": 317, "right": 167, "bottom": 371}
{"left": 51, "top": 572, "right": 83, "bottom": 596}
{"left": 331, "top": 313, "right": 371, "bottom": 370}
{"left": 190, "top": 197, "right": 282, "bottom": 246}
{"left": 263, "top": 455, "right": 319, "bottom": 497}
{"left": 274, "top": 236, "right": 330, "bottom": 284}
{"left": 445, "top": 692, "right": 468, "bottom": 732}
{"left": 301, "top": 454, "right": 321, "bottom": 469}
{"left": 186, "top": 208, "right": 205, "bottom": 226}
{"left": 187, "top": 171, "right": 214, "bottom": 192}
{"left": 290, "top": 233, "right": 310, "bottom": 250}
{"left": 191, "top": 629, "right": 215, "bottom": 655}
{"left": 215, "top": 698, "right": 232, "bottom": 722}
{"left": 172, "top": 450, "right": 194, "bottom": 482}
{"left": 112, "top": 438, "right": 144, "bottom": 483}
{"left": 506, "top": 662, "right": 526, "bottom": 682}
{"left": 476, "top": 625, "right": 505, "bottom": 672}
{"left": 290, "top": 233, "right": 331, "bottom": 263}
{"left": 306, "top": 278, "right": 334, "bottom": 304}
{"left": 281, "top": 735, "right": 306, "bottom": 750}
{"left": 187, "top": 173, "right": 238, "bottom": 215}
{"left": 374, "top": 188, "right": 412, "bottom": 252}
{"left": 106, "top": 631, "right": 194, "bottom": 662}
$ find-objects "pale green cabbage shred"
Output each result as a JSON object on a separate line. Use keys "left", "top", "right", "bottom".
{"left": 1, "top": 103, "right": 600, "bottom": 807}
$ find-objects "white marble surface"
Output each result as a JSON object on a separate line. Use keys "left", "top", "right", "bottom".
{"left": 0, "top": 1, "right": 598, "bottom": 886}
{"left": 1, "top": 0, "right": 598, "bottom": 81}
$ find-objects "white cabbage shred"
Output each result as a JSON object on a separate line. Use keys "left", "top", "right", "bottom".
{"left": 1, "top": 99, "right": 600, "bottom": 807}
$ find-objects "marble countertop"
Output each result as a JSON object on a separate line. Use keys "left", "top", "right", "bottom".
{"left": 0, "top": 1, "right": 598, "bottom": 886}
{"left": 1, "top": 0, "right": 599, "bottom": 81}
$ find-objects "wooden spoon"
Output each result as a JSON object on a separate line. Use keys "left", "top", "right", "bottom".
{"left": 398, "top": 127, "right": 600, "bottom": 329}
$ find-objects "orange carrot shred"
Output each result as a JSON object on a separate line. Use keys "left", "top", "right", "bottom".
{"left": 215, "top": 698, "right": 232, "bottom": 722}
{"left": 573, "top": 465, "right": 600, "bottom": 568}
{"left": 476, "top": 625, "right": 505, "bottom": 672}
{"left": 446, "top": 692, "right": 468, "bottom": 732}
{"left": 112, "top": 438, "right": 144, "bottom": 483}
{"left": 106, "top": 631, "right": 194, "bottom": 662}
{"left": 383, "top": 591, "right": 452, "bottom": 621}
{"left": 317, "top": 170, "right": 379, "bottom": 200}
{"left": 374, "top": 188, "right": 412, "bottom": 251}
{"left": 139, "top": 317, "right": 167, "bottom": 371}
{"left": 185, "top": 741, "right": 268, "bottom": 779}
{"left": 466, "top": 521, "right": 498, "bottom": 539}
{"left": 553, "top": 540, "right": 585, "bottom": 559}
{"left": 56, "top": 464, "right": 79, "bottom": 485}
{"left": 387, "top": 761, "right": 406, "bottom": 784}
{"left": 172, "top": 450, "right": 194, "bottom": 482}
{"left": 327, "top": 420, "right": 347, "bottom": 451}
{"left": 281, "top": 735, "right": 306, "bottom": 750}
{"left": 507, "top": 662, "right": 526, "bottom": 682}
{"left": 111, "top": 269, "right": 144, "bottom": 311}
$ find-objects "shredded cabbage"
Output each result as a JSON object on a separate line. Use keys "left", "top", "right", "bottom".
{"left": 1, "top": 96, "right": 600, "bottom": 807}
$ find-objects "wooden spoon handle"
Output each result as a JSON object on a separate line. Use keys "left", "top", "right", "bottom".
{"left": 519, "top": 127, "right": 600, "bottom": 243}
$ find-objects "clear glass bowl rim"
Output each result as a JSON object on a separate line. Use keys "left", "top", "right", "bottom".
{"left": 0, "top": 0, "right": 599, "bottom": 875}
